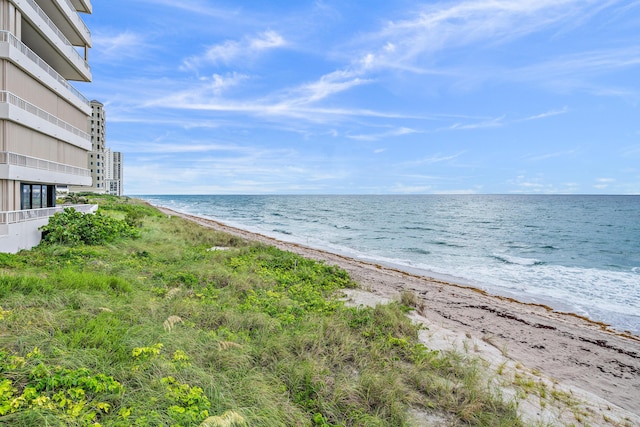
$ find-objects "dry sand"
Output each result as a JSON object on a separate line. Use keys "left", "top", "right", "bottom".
{"left": 160, "top": 207, "right": 640, "bottom": 426}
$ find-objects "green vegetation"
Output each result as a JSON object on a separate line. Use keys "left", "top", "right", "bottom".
{"left": 0, "top": 196, "right": 523, "bottom": 426}
{"left": 40, "top": 207, "right": 139, "bottom": 246}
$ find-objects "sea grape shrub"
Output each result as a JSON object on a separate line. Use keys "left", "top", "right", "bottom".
{"left": 39, "top": 207, "right": 140, "bottom": 246}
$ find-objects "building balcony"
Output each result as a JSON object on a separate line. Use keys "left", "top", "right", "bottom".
{"left": 13, "top": 0, "right": 91, "bottom": 82}
{"left": 69, "top": 0, "right": 91, "bottom": 14}
{"left": 0, "top": 151, "right": 92, "bottom": 185}
{"left": 0, "top": 31, "right": 90, "bottom": 114}
{"left": 35, "top": 0, "right": 92, "bottom": 47}
{"left": 0, "top": 203, "right": 96, "bottom": 226}
{"left": 0, "top": 91, "right": 92, "bottom": 151}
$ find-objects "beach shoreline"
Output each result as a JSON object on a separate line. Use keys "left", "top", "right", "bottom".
{"left": 156, "top": 205, "right": 640, "bottom": 424}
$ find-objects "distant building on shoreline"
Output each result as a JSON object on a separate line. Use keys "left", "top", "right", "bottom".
{"left": 68, "top": 100, "right": 123, "bottom": 196}
{"left": 0, "top": 0, "right": 94, "bottom": 253}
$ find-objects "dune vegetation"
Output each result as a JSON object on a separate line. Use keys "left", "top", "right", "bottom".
{"left": 0, "top": 196, "right": 523, "bottom": 426}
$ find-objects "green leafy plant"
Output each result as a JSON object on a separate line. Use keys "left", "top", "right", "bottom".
{"left": 39, "top": 208, "right": 139, "bottom": 246}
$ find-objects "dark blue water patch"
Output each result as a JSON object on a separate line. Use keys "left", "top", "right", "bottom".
{"left": 272, "top": 229, "right": 292, "bottom": 235}
{"left": 491, "top": 254, "right": 545, "bottom": 266}
{"left": 402, "top": 226, "right": 435, "bottom": 231}
{"left": 406, "top": 248, "right": 431, "bottom": 255}
{"left": 430, "top": 240, "right": 466, "bottom": 248}
{"left": 540, "top": 245, "right": 558, "bottom": 250}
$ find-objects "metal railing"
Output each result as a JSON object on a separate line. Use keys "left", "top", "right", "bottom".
{"left": 0, "top": 204, "right": 96, "bottom": 225}
{"left": 21, "top": 0, "right": 90, "bottom": 73}
{"left": 57, "top": 0, "right": 91, "bottom": 38}
{"left": 0, "top": 151, "right": 91, "bottom": 177}
{"left": 0, "top": 31, "right": 89, "bottom": 108}
{"left": 0, "top": 91, "right": 91, "bottom": 142}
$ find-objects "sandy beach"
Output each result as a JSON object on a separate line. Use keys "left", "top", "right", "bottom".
{"left": 159, "top": 207, "right": 640, "bottom": 426}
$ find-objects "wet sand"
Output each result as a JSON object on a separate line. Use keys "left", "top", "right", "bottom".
{"left": 159, "top": 207, "right": 640, "bottom": 425}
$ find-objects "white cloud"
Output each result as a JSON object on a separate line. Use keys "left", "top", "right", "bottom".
{"left": 525, "top": 150, "right": 577, "bottom": 161}
{"left": 347, "top": 127, "right": 420, "bottom": 141}
{"left": 511, "top": 46, "right": 640, "bottom": 94}
{"left": 182, "top": 31, "right": 286, "bottom": 71}
{"left": 92, "top": 31, "right": 149, "bottom": 61}
{"left": 353, "top": 0, "right": 605, "bottom": 72}
{"left": 289, "top": 70, "right": 371, "bottom": 104}
{"left": 137, "top": 0, "right": 236, "bottom": 18}
{"left": 519, "top": 107, "right": 569, "bottom": 121}
{"left": 205, "top": 73, "right": 250, "bottom": 97}
{"left": 400, "top": 153, "right": 465, "bottom": 168}
{"left": 448, "top": 116, "right": 505, "bottom": 130}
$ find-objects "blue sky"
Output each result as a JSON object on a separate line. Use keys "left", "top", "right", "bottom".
{"left": 78, "top": 0, "right": 640, "bottom": 195}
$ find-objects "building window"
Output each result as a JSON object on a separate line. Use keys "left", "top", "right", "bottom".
{"left": 20, "top": 184, "right": 55, "bottom": 210}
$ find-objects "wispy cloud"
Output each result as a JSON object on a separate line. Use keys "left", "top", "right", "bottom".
{"left": 524, "top": 149, "right": 577, "bottom": 161}
{"left": 181, "top": 31, "right": 286, "bottom": 71}
{"left": 92, "top": 31, "right": 149, "bottom": 61}
{"left": 400, "top": 153, "right": 466, "bottom": 168}
{"left": 448, "top": 116, "right": 505, "bottom": 130}
{"left": 136, "top": 0, "right": 236, "bottom": 18}
{"left": 352, "top": 0, "right": 606, "bottom": 72}
{"left": 506, "top": 46, "right": 640, "bottom": 97}
{"left": 347, "top": 127, "right": 420, "bottom": 141}
{"left": 284, "top": 69, "right": 371, "bottom": 105}
{"left": 519, "top": 107, "right": 569, "bottom": 121}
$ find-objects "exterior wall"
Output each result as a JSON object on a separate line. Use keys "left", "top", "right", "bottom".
{"left": 5, "top": 61, "right": 88, "bottom": 128}
{"left": 0, "top": 203, "right": 97, "bottom": 253}
{"left": 4, "top": 122, "right": 87, "bottom": 167}
{"left": 0, "top": 0, "right": 92, "bottom": 252}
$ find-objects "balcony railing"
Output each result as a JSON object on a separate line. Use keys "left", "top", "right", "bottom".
{"left": 0, "top": 204, "right": 96, "bottom": 225}
{"left": 21, "top": 0, "right": 90, "bottom": 73}
{"left": 0, "top": 91, "right": 91, "bottom": 142}
{"left": 0, "top": 151, "right": 91, "bottom": 178}
{"left": 0, "top": 31, "right": 89, "bottom": 108}
{"left": 57, "top": 0, "right": 91, "bottom": 38}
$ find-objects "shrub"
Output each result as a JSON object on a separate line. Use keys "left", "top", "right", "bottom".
{"left": 39, "top": 208, "right": 139, "bottom": 246}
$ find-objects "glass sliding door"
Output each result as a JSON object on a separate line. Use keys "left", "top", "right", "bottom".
{"left": 20, "top": 184, "right": 56, "bottom": 210}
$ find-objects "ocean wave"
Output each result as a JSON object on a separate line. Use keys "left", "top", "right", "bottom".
{"left": 491, "top": 254, "right": 543, "bottom": 266}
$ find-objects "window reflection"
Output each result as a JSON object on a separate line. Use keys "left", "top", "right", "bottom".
{"left": 20, "top": 184, "right": 56, "bottom": 210}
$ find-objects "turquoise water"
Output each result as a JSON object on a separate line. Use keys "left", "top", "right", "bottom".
{"left": 140, "top": 195, "right": 640, "bottom": 334}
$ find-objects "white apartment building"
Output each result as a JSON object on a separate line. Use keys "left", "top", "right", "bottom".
{"left": 69, "top": 100, "right": 124, "bottom": 196}
{"left": 0, "top": 0, "right": 94, "bottom": 252}
{"left": 105, "top": 149, "right": 123, "bottom": 196}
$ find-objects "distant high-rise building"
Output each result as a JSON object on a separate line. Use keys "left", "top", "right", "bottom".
{"left": 70, "top": 100, "right": 123, "bottom": 196}
{"left": 0, "top": 0, "right": 94, "bottom": 252}
{"left": 106, "top": 150, "right": 123, "bottom": 196}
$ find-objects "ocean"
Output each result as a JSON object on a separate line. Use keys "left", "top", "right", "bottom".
{"left": 139, "top": 194, "right": 640, "bottom": 335}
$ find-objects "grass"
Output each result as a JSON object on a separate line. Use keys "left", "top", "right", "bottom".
{"left": 0, "top": 195, "right": 525, "bottom": 426}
